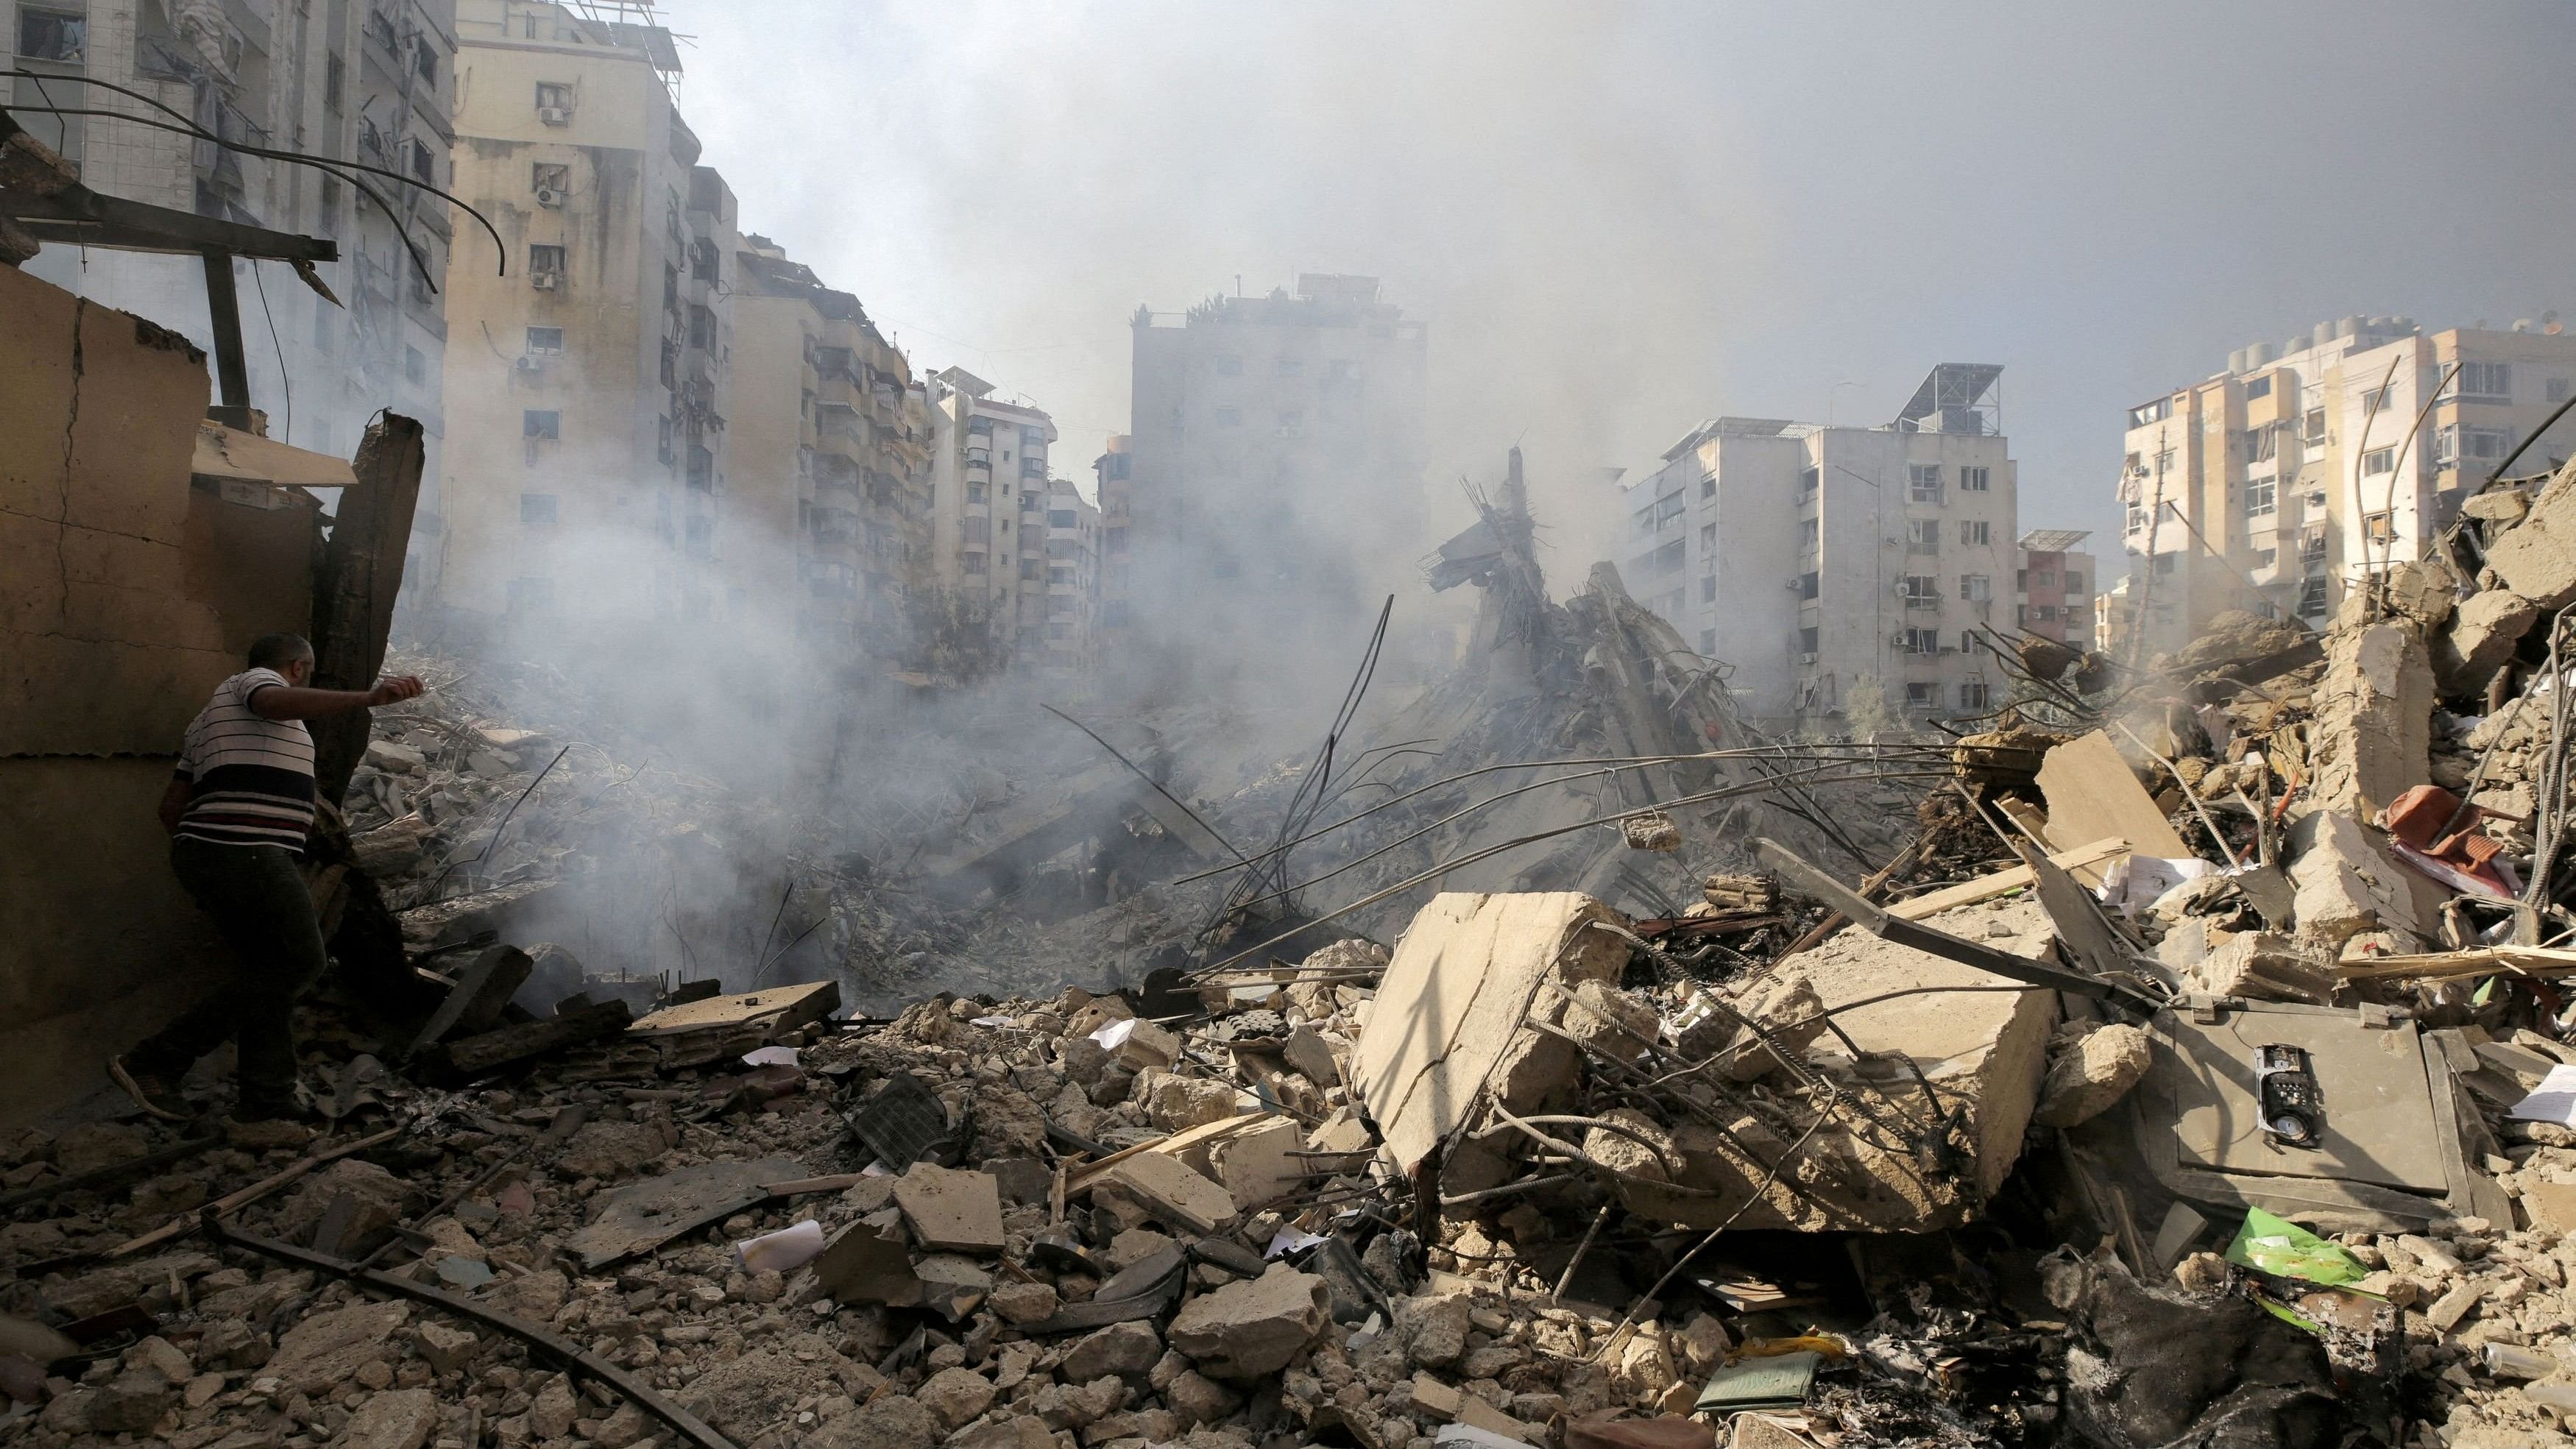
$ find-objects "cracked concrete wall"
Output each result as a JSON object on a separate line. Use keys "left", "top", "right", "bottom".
{"left": 0, "top": 262, "right": 320, "bottom": 1124}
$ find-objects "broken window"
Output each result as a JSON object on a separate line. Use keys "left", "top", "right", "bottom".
{"left": 1958, "top": 520, "right": 1990, "bottom": 545}
{"left": 523, "top": 410, "right": 559, "bottom": 440}
{"left": 1906, "top": 519, "right": 1940, "bottom": 553}
{"left": 962, "top": 551, "right": 987, "bottom": 574}
{"left": 1958, "top": 466, "right": 1991, "bottom": 492}
{"left": 1958, "top": 679, "right": 1989, "bottom": 710}
{"left": 1653, "top": 492, "right": 1685, "bottom": 528}
{"left": 2298, "top": 575, "right": 2329, "bottom": 615}
{"left": 2303, "top": 408, "right": 2326, "bottom": 445}
{"left": 1902, "top": 575, "right": 1939, "bottom": 606}
{"left": 688, "top": 305, "right": 714, "bottom": 349}
{"left": 520, "top": 492, "right": 558, "bottom": 524}
{"left": 2365, "top": 511, "right": 2396, "bottom": 545}
{"left": 2246, "top": 424, "right": 2278, "bottom": 463}
{"left": 1797, "top": 571, "right": 1819, "bottom": 600}
{"left": 1907, "top": 464, "right": 1943, "bottom": 503}
{"left": 18, "top": 8, "right": 83, "bottom": 60}
{"left": 529, "top": 244, "right": 566, "bottom": 279}
{"left": 535, "top": 81, "right": 573, "bottom": 112}
{"left": 1799, "top": 626, "right": 1819, "bottom": 653}
{"left": 1797, "top": 519, "right": 1817, "bottom": 553}
{"left": 1904, "top": 682, "right": 1938, "bottom": 709}
{"left": 1797, "top": 466, "right": 1819, "bottom": 499}
{"left": 1900, "top": 628, "right": 1938, "bottom": 654}
{"left": 416, "top": 38, "right": 439, "bottom": 81}
{"left": 664, "top": 263, "right": 680, "bottom": 313}
{"left": 1960, "top": 574, "right": 1992, "bottom": 602}
{"left": 532, "top": 163, "right": 569, "bottom": 195}
{"left": 526, "top": 326, "right": 564, "bottom": 355}
{"left": 2245, "top": 478, "right": 2276, "bottom": 519}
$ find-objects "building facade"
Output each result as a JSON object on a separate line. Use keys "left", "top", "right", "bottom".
{"left": 1618, "top": 366, "right": 2020, "bottom": 726}
{"left": 2014, "top": 530, "right": 2095, "bottom": 651}
{"left": 925, "top": 367, "right": 1058, "bottom": 660}
{"left": 1036, "top": 475, "right": 1103, "bottom": 675}
{"left": 10, "top": 0, "right": 456, "bottom": 577}
{"left": 729, "top": 235, "right": 930, "bottom": 652}
{"left": 1094, "top": 434, "right": 1133, "bottom": 649}
{"left": 2117, "top": 315, "right": 2576, "bottom": 656}
{"left": 436, "top": 0, "right": 740, "bottom": 623}
{"left": 1125, "top": 274, "right": 1429, "bottom": 670}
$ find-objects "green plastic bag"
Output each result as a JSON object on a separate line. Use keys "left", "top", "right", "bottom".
{"left": 2223, "top": 1206, "right": 2371, "bottom": 1287}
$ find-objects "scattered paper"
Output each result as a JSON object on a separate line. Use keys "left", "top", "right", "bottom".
{"left": 1266, "top": 1227, "right": 1327, "bottom": 1259}
{"left": 2098, "top": 854, "right": 2221, "bottom": 916}
{"left": 740, "top": 1046, "right": 801, "bottom": 1068}
{"left": 2509, "top": 1066, "right": 2576, "bottom": 1126}
{"left": 1091, "top": 1018, "right": 1141, "bottom": 1050}
{"left": 971, "top": 1016, "right": 1012, "bottom": 1027}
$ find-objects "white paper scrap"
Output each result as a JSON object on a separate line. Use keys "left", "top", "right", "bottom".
{"left": 1091, "top": 1017, "right": 1140, "bottom": 1051}
{"left": 1265, "top": 1227, "right": 1327, "bottom": 1259}
{"left": 740, "top": 1046, "right": 801, "bottom": 1067}
{"left": 2509, "top": 1066, "right": 2576, "bottom": 1126}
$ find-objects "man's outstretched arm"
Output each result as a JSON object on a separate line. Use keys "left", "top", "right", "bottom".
{"left": 247, "top": 675, "right": 425, "bottom": 721}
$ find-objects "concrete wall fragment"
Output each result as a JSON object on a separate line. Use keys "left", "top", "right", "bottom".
{"left": 2305, "top": 620, "right": 2432, "bottom": 821}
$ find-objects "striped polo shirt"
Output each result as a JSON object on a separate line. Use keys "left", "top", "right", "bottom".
{"left": 173, "top": 667, "right": 316, "bottom": 849}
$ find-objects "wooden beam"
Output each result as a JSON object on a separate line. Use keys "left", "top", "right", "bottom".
{"left": 308, "top": 415, "right": 424, "bottom": 804}
{"left": 1886, "top": 837, "right": 2131, "bottom": 920}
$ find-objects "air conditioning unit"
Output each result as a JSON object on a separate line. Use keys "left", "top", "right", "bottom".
{"left": 537, "top": 106, "right": 573, "bottom": 127}
{"left": 512, "top": 355, "right": 546, "bottom": 374}
{"left": 1797, "top": 651, "right": 1818, "bottom": 665}
{"left": 531, "top": 272, "right": 559, "bottom": 291}
{"left": 534, "top": 187, "right": 565, "bottom": 208}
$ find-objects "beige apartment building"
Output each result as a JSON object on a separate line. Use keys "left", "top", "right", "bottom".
{"left": 436, "top": 0, "right": 740, "bottom": 623}
{"left": 1618, "top": 366, "right": 2021, "bottom": 726}
{"left": 2014, "top": 531, "right": 2095, "bottom": 651}
{"left": 2117, "top": 315, "right": 2576, "bottom": 655}
{"left": 1094, "top": 434, "right": 1135, "bottom": 643}
{"left": 729, "top": 236, "right": 931, "bottom": 651}
{"left": 1036, "top": 477, "right": 1105, "bottom": 675}
{"left": 10, "top": 0, "right": 457, "bottom": 580}
{"left": 926, "top": 367, "right": 1061, "bottom": 659}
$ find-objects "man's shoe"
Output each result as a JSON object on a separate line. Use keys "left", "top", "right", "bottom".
{"left": 108, "top": 1056, "right": 191, "bottom": 1122}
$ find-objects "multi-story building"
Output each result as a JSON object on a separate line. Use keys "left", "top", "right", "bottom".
{"left": 2116, "top": 315, "right": 2576, "bottom": 655}
{"left": 437, "top": 0, "right": 741, "bottom": 623}
{"left": 10, "top": 0, "right": 456, "bottom": 577}
{"left": 1094, "top": 435, "right": 1133, "bottom": 648}
{"left": 1617, "top": 366, "right": 2019, "bottom": 726}
{"left": 925, "top": 367, "right": 1058, "bottom": 661}
{"left": 2015, "top": 531, "right": 2095, "bottom": 651}
{"left": 729, "top": 235, "right": 930, "bottom": 651}
{"left": 1036, "top": 477, "right": 1104, "bottom": 674}
{"left": 1125, "top": 274, "right": 1428, "bottom": 670}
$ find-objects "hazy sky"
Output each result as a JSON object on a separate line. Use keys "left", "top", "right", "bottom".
{"left": 662, "top": 1, "right": 2576, "bottom": 567}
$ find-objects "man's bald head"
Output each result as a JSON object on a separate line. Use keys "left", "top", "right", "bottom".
{"left": 247, "top": 632, "right": 314, "bottom": 672}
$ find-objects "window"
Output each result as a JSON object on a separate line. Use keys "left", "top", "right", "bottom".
{"left": 663, "top": 263, "right": 679, "bottom": 312}
{"left": 2303, "top": 408, "right": 2326, "bottom": 445}
{"left": 1958, "top": 520, "right": 1990, "bottom": 545}
{"left": 1632, "top": 505, "right": 1655, "bottom": 537}
{"left": 2015, "top": 567, "right": 2028, "bottom": 592}
{"left": 2437, "top": 425, "right": 2513, "bottom": 465}
{"left": 2362, "top": 383, "right": 2399, "bottom": 414}
{"left": 1797, "top": 467, "right": 1820, "bottom": 498}
{"left": 961, "top": 517, "right": 991, "bottom": 544}
{"left": 966, "top": 416, "right": 994, "bottom": 437}
{"left": 2128, "top": 397, "right": 2173, "bottom": 428}
{"left": 1900, "top": 628, "right": 1939, "bottom": 654}
{"left": 966, "top": 482, "right": 986, "bottom": 505}
{"left": 405, "top": 135, "right": 435, "bottom": 183}
{"left": 415, "top": 38, "right": 438, "bottom": 82}
{"left": 1797, "top": 571, "right": 1819, "bottom": 600}
{"left": 526, "top": 326, "right": 564, "bottom": 355}
{"left": 535, "top": 82, "right": 573, "bottom": 110}
{"left": 2245, "top": 424, "right": 2278, "bottom": 463}
{"left": 659, "top": 341, "right": 678, "bottom": 388}
{"left": 963, "top": 552, "right": 987, "bottom": 575}
{"left": 2031, "top": 605, "right": 2056, "bottom": 621}
{"left": 2126, "top": 503, "right": 2148, "bottom": 535}
{"left": 1958, "top": 466, "right": 1990, "bottom": 492}
{"left": 2360, "top": 446, "right": 2396, "bottom": 477}
{"left": 1961, "top": 631, "right": 1982, "bottom": 652}
{"left": 1653, "top": 492, "right": 1685, "bottom": 528}
{"left": 1902, "top": 575, "right": 1939, "bottom": 605}
{"left": 523, "top": 410, "right": 559, "bottom": 440}
{"left": 657, "top": 414, "right": 676, "bottom": 464}
{"left": 507, "top": 577, "right": 553, "bottom": 614}
{"left": 2365, "top": 511, "right": 2396, "bottom": 545}
{"left": 520, "top": 492, "right": 558, "bottom": 524}
{"left": 688, "top": 305, "right": 714, "bottom": 349}
{"left": 1699, "top": 475, "right": 1716, "bottom": 500}
{"left": 1702, "top": 629, "right": 1720, "bottom": 655}
{"left": 2065, "top": 573, "right": 2085, "bottom": 595}
{"left": 2458, "top": 361, "right": 2512, "bottom": 404}
{"left": 1213, "top": 407, "right": 1242, "bottom": 427}
{"left": 1906, "top": 519, "right": 1940, "bottom": 553}
{"left": 1699, "top": 575, "right": 1716, "bottom": 603}
{"left": 691, "top": 238, "right": 718, "bottom": 283}
{"left": 1020, "top": 559, "right": 1042, "bottom": 581}
{"left": 2155, "top": 553, "right": 2178, "bottom": 576}
{"left": 1653, "top": 539, "right": 1685, "bottom": 573}
{"left": 1799, "top": 626, "right": 1819, "bottom": 653}
{"left": 1214, "top": 355, "right": 1242, "bottom": 376}
{"left": 2245, "top": 478, "right": 2276, "bottom": 519}
{"left": 2254, "top": 549, "right": 2276, "bottom": 569}
{"left": 1798, "top": 520, "right": 1818, "bottom": 553}
{"left": 2299, "top": 576, "right": 2329, "bottom": 616}
{"left": 1959, "top": 574, "right": 1992, "bottom": 602}
{"left": 1702, "top": 522, "right": 1719, "bottom": 551}
{"left": 1958, "top": 680, "right": 1989, "bottom": 710}
{"left": 17, "top": 8, "right": 83, "bottom": 60}
{"left": 325, "top": 54, "right": 347, "bottom": 111}
{"left": 1907, "top": 464, "right": 1943, "bottom": 503}
{"left": 1050, "top": 509, "right": 1078, "bottom": 528}
{"left": 1904, "top": 682, "right": 1938, "bottom": 709}
{"left": 1049, "top": 566, "right": 1075, "bottom": 586}
{"left": 2245, "top": 374, "right": 2271, "bottom": 400}
{"left": 529, "top": 244, "right": 566, "bottom": 279}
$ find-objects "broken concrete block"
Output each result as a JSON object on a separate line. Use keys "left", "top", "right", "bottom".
{"left": 813, "top": 1210, "right": 922, "bottom": 1305}
{"left": 1135, "top": 1069, "right": 1243, "bottom": 1131}
{"left": 1209, "top": 1114, "right": 1306, "bottom": 1209}
{"left": 1102, "top": 1151, "right": 1236, "bottom": 1235}
{"left": 2306, "top": 620, "right": 2433, "bottom": 821}
{"left": 1710, "top": 972, "right": 1827, "bottom": 1082}
{"left": 411, "top": 1322, "right": 479, "bottom": 1375}
{"left": 1281, "top": 1026, "right": 1342, "bottom": 1087}
{"left": 2484, "top": 467, "right": 2576, "bottom": 608}
{"left": 2191, "top": 932, "right": 2335, "bottom": 1004}
{"left": 2033, "top": 1024, "right": 2153, "bottom": 1128}
{"left": 912, "top": 1255, "right": 994, "bottom": 1320}
{"left": 988, "top": 1280, "right": 1058, "bottom": 1325}
{"left": 264, "top": 1299, "right": 410, "bottom": 1394}
{"left": 1166, "top": 1263, "right": 1331, "bottom": 1380}
{"left": 2287, "top": 810, "right": 2435, "bottom": 949}
{"left": 2434, "top": 589, "right": 2539, "bottom": 695}
{"left": 339, "top": 1386, "right": 440, "bottom": 1449}
{"left": 1351, "top": 891, "right": 1632, "bottom": 1175}
{"left": 913, "top": 1366, "right": 999, "bottom": 1429}
{"left": 1100, "top": 1017, "right": 1182, "bottom": 1071}
{"left": 1063, "top": 1321, "right": 1162, "bottom": 1379}
{"left": 1559, "top": 979, "right": 1660, "bottom": 1063}
{"left": 892, "top": 1163, "right": 1005, "bottom": 1253}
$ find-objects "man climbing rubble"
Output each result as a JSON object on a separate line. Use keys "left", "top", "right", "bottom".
{"left": 107, "top": 632, "right": 423, "bottom": 1125}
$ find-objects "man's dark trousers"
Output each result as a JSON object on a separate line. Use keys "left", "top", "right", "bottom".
{"left": 127, "top": 837, "right": 329, "bottom": 1113}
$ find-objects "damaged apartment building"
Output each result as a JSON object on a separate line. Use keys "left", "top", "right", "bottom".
{"left": 926, "top": 369, "right": 1108, "bottom": 676}
{"left": 4, "top": 0, "right": 457, "bottom": 587}
{"left": 2111, "top": 313, "right": 2576, "bottom": 657}
{"left": 1122, "top": 274, "right": 1429, "bottom": 681}
{"left": 1617, "top": 364, "right": 2025, "bottom": 728}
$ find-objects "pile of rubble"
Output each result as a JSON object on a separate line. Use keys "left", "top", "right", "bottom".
{"left": 38, "top": 463, "right": 2576, "bottom": 1449}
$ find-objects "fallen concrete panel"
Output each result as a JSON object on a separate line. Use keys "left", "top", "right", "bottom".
{"left": 563, "top": 1157, "right": 805, "bottom": 1270}
{"left": 2034, "top": 732, "right": 2191, "bottom": 885}
{"left": 1350, "top": 891, "right": 1633, "bottom": 1175}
